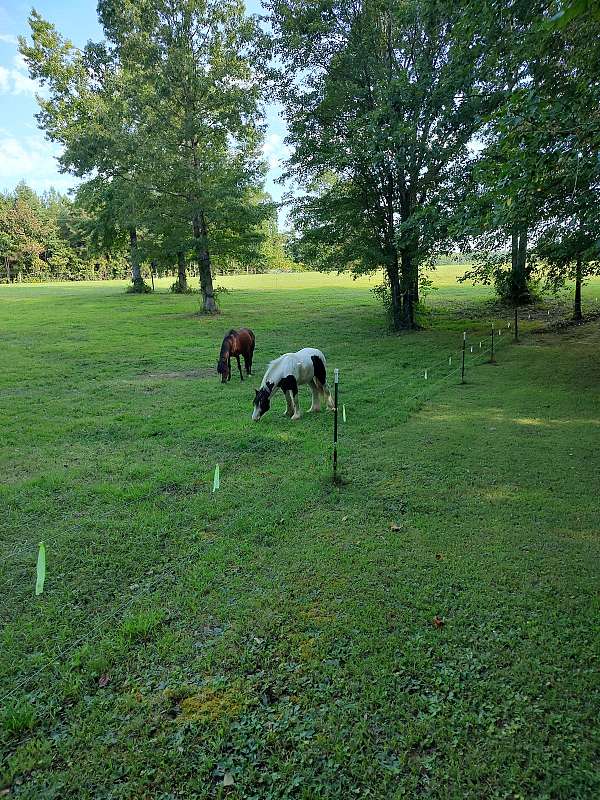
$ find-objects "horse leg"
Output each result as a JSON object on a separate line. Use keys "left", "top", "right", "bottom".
{"left": 244, "top": 353, "right": 251, "bottom": 376}
{"left": 318, "top": 379, "right": 335, "bottom": 410}
{"left": 236, "top": 355, "right": 243, "bottom": 381}
{"left": 290, "top": 390, "right": 301, "bottom": 421}
{"left": 283, "top": 390, "right": 294, "bottom": 417}
{"left": 308, "top": 379, "right": 321, "bottom": 412}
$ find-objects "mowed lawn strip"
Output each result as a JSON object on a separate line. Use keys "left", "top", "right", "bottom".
{"left": 1, "top": 271, "right": 599, "bottom": 799}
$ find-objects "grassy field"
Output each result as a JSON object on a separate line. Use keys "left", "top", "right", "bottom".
{"left": 1, "top": 268, "right": 599, "bottom": 799}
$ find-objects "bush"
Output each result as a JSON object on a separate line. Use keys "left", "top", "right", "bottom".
{"left": 126, "top": 280, "right": 153, "bottom": 294}
{"left": 493, "top": 268, "right": 540, "bottom": 305}
{"left": 169, "top": 280, "right": 197, "bottom": 294}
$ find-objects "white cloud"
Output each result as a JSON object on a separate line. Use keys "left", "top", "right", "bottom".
{"left": 0, "top": 49, "right": 39, "bottom": 95}
{"left": 261, "top": 132, "right": 292, "bottom": 171}
{"left": 0, "top": 33, "right": 18, "bottom": 45}
{"left": 0, "top": 133, "right": 76, "bottom": 194}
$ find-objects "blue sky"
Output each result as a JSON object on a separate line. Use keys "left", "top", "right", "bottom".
{"left": 0, "top": 0, "right": 289, "bottom": 212}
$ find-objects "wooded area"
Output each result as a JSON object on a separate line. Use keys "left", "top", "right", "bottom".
{"left": 0, "top": 182, "right": 294, "bottom": 285}
{"left": 3, "top": 0, "right": 599, "bottom": 324}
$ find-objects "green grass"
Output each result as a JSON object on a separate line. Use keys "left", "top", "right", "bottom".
{"left": 1, "top": 267, "right": 599, "bottom": 799}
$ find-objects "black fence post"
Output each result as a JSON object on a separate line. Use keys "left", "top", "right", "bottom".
{"left": 490, "top": 324, "right": 496, "bottom": 364}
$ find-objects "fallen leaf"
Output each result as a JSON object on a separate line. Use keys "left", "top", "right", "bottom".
{"left": 98, "top": 674, "right": 111, "bottom": 688}
{"left": 433, "top": 616, "right": 445, "bottom": 628}
{"left": 341, "top": 515, "right": 348, "bottom": 522}
{"left": 389, "top": 523, "right": 403, "bottom": 531}
{"left": 223, "top": 772, "right": 235, "bottom": 787}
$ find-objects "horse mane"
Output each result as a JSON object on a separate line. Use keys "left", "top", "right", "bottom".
{"left": 219, "top": 330, "right": 237, "bottom": 362}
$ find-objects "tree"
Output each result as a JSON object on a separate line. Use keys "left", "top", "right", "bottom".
{"left": 531, "top": 11, "right": 600, "bottom": 319}
{"left": 20, "top": 12, "right": 150, "bottom": 292}
{"left": 266, "top": 0, "right": 499, "bottom": 329}
{"left": 0, "top": 184, "right": 49, "bottom": 281}
{"left": 0, "top": 183, "right": 129, "bottom": 282}
{"left": 95, "top": 0, "right": 271, "bottom": 312}
{"left": 458, "top": 2, "right": 600, "bottom": 308}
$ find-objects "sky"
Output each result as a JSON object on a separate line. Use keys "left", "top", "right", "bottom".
{"left": 0, "top": 0, "right": 290, "bottom": 216}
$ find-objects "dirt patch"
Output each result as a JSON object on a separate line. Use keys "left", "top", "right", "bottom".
{"left": 138, "top": 368, "right": 216, "bottom": 380}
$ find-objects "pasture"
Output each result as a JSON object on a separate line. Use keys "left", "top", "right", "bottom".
{"left": 1, "top": 268, "right": 599, "bottom": 799}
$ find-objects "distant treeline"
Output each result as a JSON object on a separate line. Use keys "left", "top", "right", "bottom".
{"left": 0, "top": 183, "right": 299, "bottom": 284}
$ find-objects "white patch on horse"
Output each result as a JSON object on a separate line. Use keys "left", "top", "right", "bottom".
{"left": 252, "top": 347, "right": 334, "bottom": 421}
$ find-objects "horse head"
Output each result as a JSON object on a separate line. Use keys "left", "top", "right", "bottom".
{"left": 252, "top": 383, "right": 273, "bottom": 421}
{"left": 217, "top": 357, "right": 230, "bottom": 383}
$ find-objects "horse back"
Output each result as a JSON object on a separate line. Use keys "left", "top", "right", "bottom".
{"left": 231, "top": 328, "right": 255, "bottom": 356}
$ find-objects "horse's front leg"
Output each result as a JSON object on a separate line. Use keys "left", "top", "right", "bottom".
{"left": 244, "top": 354, "right": 252, "bottom": 376}
{"left": 290, "top": 390, "right": 301, "bottom": 421}
{"left": 283, "top": 391, "right": 294, "bottom": 417}
{"left": 236, "top": 355, "right": 244, "bottom": 381}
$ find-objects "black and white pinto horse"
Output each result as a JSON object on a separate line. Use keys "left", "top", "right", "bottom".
{"left": 252, "top": 348, "right": 335, "bottom": 422}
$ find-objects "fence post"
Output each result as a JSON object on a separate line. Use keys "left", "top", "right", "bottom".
{"left": 333, "top": 369, "right": 339, "bottom": 481}
{"left": 461, "top": 332, "right": 466, "bottom": 384}
{"left": 489, "top": 324, "right": 496, "bottom": 364}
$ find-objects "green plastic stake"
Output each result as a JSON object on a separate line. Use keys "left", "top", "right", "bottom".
{"left": 342, "top": 404, "right": 346, "bottom": 422}
{"left": 36, "top": 541, "right": 46, "bottom": 596}
{"left": 212, "top": 464, "right": 220, "bottom": 493}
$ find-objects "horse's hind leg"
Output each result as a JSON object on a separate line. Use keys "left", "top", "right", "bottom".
{"left": 311, "top": 354, "right": 335, "bottom": 409}
{"left": 323, "top": 381, "right": 335, "bottom": 410}
{"left": 236, "top": 355, "right": 244, "bottom": 381}
{"left": 308, "top": 379, "right": 321, "bottom": 412}
{"left": 244, "top": 353, "right": 252, "bottom": 376}
{"left": 315, "top": 379, "right": 335, "bottom": 410}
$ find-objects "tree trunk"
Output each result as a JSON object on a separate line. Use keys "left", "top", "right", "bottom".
{"left": 400, "top": 250, "right": 416, "bottom": 329}
{"left": 511, "top": 224, "right": 531, "bottom": 304}
{"left": 129, "top": 227, "right": 144, "bottom": 292}
{"left": 177, "top": 250, "right": 188, "bottom": 292}
{"left": 387, "top": 260, "right": 402, "bottom": 331}
{"left": 5, "top": 258, "right": 10, "bottom": 283}
{"left": 412, "top": 275, "right": 419, "bottom": 305}
{"left": 192, "top": 210, "right": 218, "bottom": 313}
{"left": 573, "top": 256, "right": 583, "bottom": 321}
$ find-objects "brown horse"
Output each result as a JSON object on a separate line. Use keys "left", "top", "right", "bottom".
{"left": 217, "top": 328, "right": 255, "bottom": 383}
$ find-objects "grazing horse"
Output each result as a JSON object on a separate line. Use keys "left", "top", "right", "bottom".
{"left": 217, "top": 328, "right": 255, "bottom": 383}
{"left": 252, "top": 347, "right": 335, "bottom": 422}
